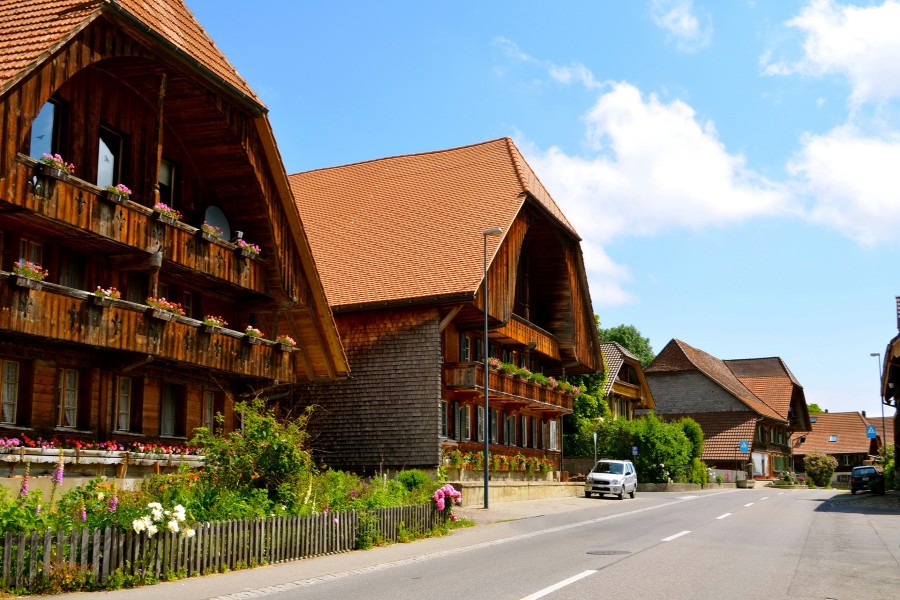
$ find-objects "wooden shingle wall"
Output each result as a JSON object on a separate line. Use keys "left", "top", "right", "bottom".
{"left": 293, "top": 308, "right": 442, "bottom": 472}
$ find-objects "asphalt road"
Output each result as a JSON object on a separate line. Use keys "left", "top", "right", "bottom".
{"left": 55, "top": 489, "right": 900, "bottom": 600}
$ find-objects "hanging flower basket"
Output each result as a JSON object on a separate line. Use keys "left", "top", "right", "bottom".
{"left": 146, "top": 308, "right": 175, "bottom": 321}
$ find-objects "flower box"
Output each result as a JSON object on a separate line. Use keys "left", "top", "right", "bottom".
{"left": 75, "top": 449, "right": 122, "bottom": 465}
{"left": 200, "top": 324, "right": 222, "bottom": 335}
{"left": 198, "top": 230, "right": 220, "bottom": 243}
{"left": 237, "top": 247, "right": 258, "bottom": 259}
{"left": 104, "top": 190, "right": 129, "bottom": 205}
{"left": 154, "top": 212, "right": 177, "bottom": 226}
{"left": 14, "top": 276, "right": 42, "bottom": 290}
{"left": 39, "top": 163, "right": 69, "bottom": 181}
{"left": 92, "top": 295, "right": 114, "bottom": 307}
{"left": 244, "top": 334, "right": 263, "bottom": 345}
{"left": 278, "top": 344, "right": 294, "bottom": 352}
{"left": 146, "top": 307, "right": 175, "bottom": 321}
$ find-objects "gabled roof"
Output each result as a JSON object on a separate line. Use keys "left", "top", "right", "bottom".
{"left": 646, "top": 339, "right": 784, "bottom": 421}
{"left": 600, "top": 341, "right": 637, "bottom": 395}
{"left": 791, "top": 411, "right": 877, "bottom": 456}
{"left": 289, "top": 137, "right": 579, "bottom": 310}
{"left": 865, "top": 414, "right": 895, "bottom": 446}
{"left": 725, "top": 357, "right": 802, "bottom": 421}
{"left": 0, "top": 0, "right": 261, "bottom": 107}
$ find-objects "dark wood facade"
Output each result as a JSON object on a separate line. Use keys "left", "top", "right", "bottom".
{"left": 0, "top": 3, "right": 348, "bottom": 447}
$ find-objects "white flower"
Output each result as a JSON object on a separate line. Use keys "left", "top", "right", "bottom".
{"left": 132, "top": 519, "right": 146, "bottom": 533}
{"left": 184, "top": 527, "right": 195, "bottom": 538}
{"left": 173, "top": 505, "right": 186, "bottom": 521}
{"left": 146, "top": 523, "right": 158, "bottom": 538}
{"left": 167, "top": 519, "right": 180, "bottom": 533}
{"left": 151, "top": 508, "right": 163, "bottom": 521}
{"left": 97, "top": 492, "right": 105, "bottom": 500}
{"left": 147, "top": 502, "right": 162, "bottom": 510}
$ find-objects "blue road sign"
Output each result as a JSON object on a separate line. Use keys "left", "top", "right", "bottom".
{"left": 632, "top": 446, "right": 638, "bottom": 456}
{"left": 866, "top": 425, "right": 877, "bottom": 439}
{"left": 739, "top": 440, "right": 749, "bottom": 453}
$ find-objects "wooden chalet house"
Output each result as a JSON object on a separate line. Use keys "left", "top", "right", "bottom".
{"left": 290, "top": 138, "right": 602, "bottom": 473}
{"left": 877, "top": 297, "right": 900, "bottom": 486}
{"left": 0, "top": 0, "right": 348, "bottom": 452}
{"left": 790, "top": 411, "right": 881, "bottom": 484}
{"left": 644, "top": 339, "right": 811, "bottom": 477}
{"left": 600, "top": 342, "right": 655, "bottom": 420}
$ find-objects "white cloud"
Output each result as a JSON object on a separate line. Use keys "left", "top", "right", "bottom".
{"left": 789, "top": 125, "right": 900, "bottom": 245}
{"left": 518, "top": 82, "right": 791, "bottom": 306}
{"left": 650, "top": 0, "right": 713, "bottom": 52}
{"left": 763, "top": 0, "right": 900, "bottom": 107}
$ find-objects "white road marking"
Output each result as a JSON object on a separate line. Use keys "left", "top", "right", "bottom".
{"left": 519, "top": 570, "right": 597, "bottom": 600}
{"left": 761, "top": 497, "right": 769, "bottom": 501}
{"left": 744, "top": 503, "right": 754, "bottom": 507}
{"left": 662, "top": 530, "right": 691, "bottom": 542}
{"left": 716, "top": 513, "right": 732, "bottom": 520}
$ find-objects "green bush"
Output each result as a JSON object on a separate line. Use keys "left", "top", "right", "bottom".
{"left": 803, "top": 451, "right": 838, "bottom": 487}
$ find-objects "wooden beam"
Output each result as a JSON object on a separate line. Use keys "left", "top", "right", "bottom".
{"left": 439, "top": 305, "right": 463, "bottom": 332}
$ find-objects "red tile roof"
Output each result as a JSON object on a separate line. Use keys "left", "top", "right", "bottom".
{"left": 791, "top": 411, "right": 877, "bottom": 456}
{"left": 866, "top": 414, "right": 895, "bottom": 446}
{"left": 662, "top": 412, "right": 758, "bottom": 462}
{"left": 725, "top": 357, "right": 800, "bottom": 420}
{"left": 647, "top": 339, "right": 784, "bottom": 421}
{"left": 289, "top": 138, "right": 580, "bottom": 310}
{"left": 600, "top": 342, "right": 634, "bottom": 396}
{"left": 0, "top": 0, "right": 260, "bottom": 106}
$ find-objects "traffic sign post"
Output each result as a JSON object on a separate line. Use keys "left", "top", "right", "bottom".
{"left": 866, "top": 425, "right": 877, "bottom": 439}
{"left": 739, "top": 440, "right": 749, "bottom": 453}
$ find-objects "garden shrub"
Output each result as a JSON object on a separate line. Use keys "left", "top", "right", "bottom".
{"left": 803, "top": 451, "right": 838, "bottom": 487}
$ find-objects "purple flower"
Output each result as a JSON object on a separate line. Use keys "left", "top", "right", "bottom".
{"left": 108, "top": 496, "right": 118, "bottom": 512}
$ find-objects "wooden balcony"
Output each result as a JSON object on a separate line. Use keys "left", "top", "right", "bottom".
{"left": 443, "top": 362, "right": 574, "bottom": 413}
{"left": 3, "top": 156, "right": 266, "bottom": 294}
{"left": 494, "top": 315, "right": 560, "bottom": 361}
{"left": 0, "top": 273, "right": 297, "bottom": 382}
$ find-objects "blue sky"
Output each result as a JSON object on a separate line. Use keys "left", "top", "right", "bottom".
{"left": 187, "top": 0, "right": 899, "bottom": 423}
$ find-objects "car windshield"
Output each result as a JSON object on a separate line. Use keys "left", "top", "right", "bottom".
{"left": 594, "top": 462, "right": 624, "bottom": 475}
{"left": 853, "top": 467, "right": 875, "bottom": 475}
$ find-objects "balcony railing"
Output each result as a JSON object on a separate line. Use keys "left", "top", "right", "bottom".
{"left": 443, "top": 362, "right": 574, "bottom": 412}
{"left": 0, "top": 273, "right": 296, "bottom": 382}
{"left": 6, "top": 156, "right": 265, "bottom": 294}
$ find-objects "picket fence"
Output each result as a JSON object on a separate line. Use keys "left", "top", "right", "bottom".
{"left": 0, "top": 504, "right": 442, "bottom": 591}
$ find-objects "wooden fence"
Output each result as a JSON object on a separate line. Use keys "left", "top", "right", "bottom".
{"left": 0, "top": 504, "right": 442, "bottom": 591}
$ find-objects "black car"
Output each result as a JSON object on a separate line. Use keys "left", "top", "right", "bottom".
{"left": 849, "top": 465, "right": 885, "bottom": 495}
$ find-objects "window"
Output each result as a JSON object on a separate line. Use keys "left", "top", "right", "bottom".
{"left": 58, "top": 368, "right": 78, "bottom": 428}
{"left": 505, "top": 414, "right": 516, "bottom": 446}
{"left": 459, "top": 334, "right": 470, "bottom": 362}
{"left": 97, "top": 126, "right": 124, "bottom": 189}
{"left": 549, "top": 419, "right": 558, "bottom": 451}
{"left": 59, "top": 250, "right": 85, "bottom": 289}
{"left": 160, "top": 383, "right": 185, "bottom": 437}
{"left": 810, "top": 416, "right": 817, "bottom": 423}
{"left": 158, "top": 158, "right": 177, "bottom": 207}
{"left": 126, "top": 272, "right": 148, "bottom": 304}
{"left": 521, "top": 415, "right": 528, "bottom": 448}
{"left": 116, "top": 377, "right": 132, "bottom": 432}
{"left": 829, "top": 434, "right": 838, "bottom": 443}
{"left": 29, "top": 99, "right": 65, "bottom": 160}
{"left": 476, "top": 405, "right": 484, "bottom": 442}
{"left": 440, "top": 400, "right": 448, "bottom": 438}
{"left": 1, "top": 360, "right": 20, "bottom": 424}
{"left": 531, "top": 418, "right": 538, "bottom": 449}
{"left": 182, "top": 292, "right": 194, "bottom": 319}
{"left": 19, "top": 239, "right": 43, "bottom": 267}
{"left": 473, "top": 336, "right": 483, "bottom": 362}
{"left": 456, "top": 404, "right": 470, "bottom": 441}
{"left": 490, "top": 408, "right": 498, "bottom": 444}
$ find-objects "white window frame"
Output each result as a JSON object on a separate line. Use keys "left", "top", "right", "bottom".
{"left": 549, "top": 419, "right": 558, "bottom": 451}
{"left": 1, "top": 359, "right": 20, "bottom": 424}
{"left": 505, "top": 414, "right": 516, "bottom": 446}
{"left": 489, "top": 408, "right": 499, "bottom": 444}
{"left": 58, "top": 368, "right": 78, "bottom": 428}
{"left": 160, "top": 385, "right": 176, "bottom": 437}
{"left": 440, "top": 400, "right": 448, "bottom": 438}
{"left": 476, "top": 405, "right": 484, "bottom": 442}
{"left": 116, "top": 376, "right": 132, "bottom": 432}
{"left": 521, "top": 415, "right": 528, "bottom": 448}
{"left": 456, "top": 403, "right": 470, "bottom": 441}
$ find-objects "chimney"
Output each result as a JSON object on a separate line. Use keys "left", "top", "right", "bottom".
{"left": 862, "top": 410, "right": 867, "bottom": 418}
{"left": 824, "top": 409, "right": 828, "bottom": 413}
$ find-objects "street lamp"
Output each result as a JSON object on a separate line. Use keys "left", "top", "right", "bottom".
{"left": 483, "top": 226, "right": 502, "bottom": 509}
{"left": 870, "top": 352, "right": 887, "bottom": 450}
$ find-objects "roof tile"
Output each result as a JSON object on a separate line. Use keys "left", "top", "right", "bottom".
{"left": 791, "top": 411, "right": 877, "bottom": 455}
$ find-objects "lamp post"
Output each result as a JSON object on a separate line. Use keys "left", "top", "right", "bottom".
{"left": 483, "top": 226, "right": 502, "bottom": 509}
{"left": 870, "top": 352, "right": 887, "bottom": 450}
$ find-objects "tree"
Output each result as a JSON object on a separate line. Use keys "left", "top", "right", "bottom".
{"left": 807, "top": 403, "right": 824, "bottom": 414}
{"left": 803, "top": 450, "right": 838, "bottom": 487}
{"left": 600, "top": 323, "right": 655, "bottom": 367}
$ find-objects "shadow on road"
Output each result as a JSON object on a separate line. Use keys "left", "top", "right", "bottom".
{"left": 816, "top": 490, "right": 900, "bottom": 514}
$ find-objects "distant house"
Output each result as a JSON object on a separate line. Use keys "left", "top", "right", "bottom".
{"left": 644, "top": 339, "right": 811, "bottom": 477}
{"left": 290, "top": 138, "right": 602, "bottom": 472}
{"left": 600, "top": 342, "right": 654, "bottom": 420}
{"left": 791, "top": 411, "right": 879, "bottom": 483}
